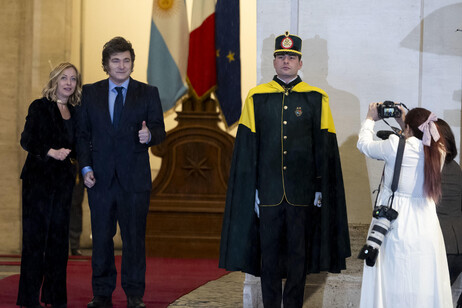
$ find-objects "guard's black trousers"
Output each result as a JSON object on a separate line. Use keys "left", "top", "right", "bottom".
{"left": 259, "top": 199, "right": 310, "bottom": 308}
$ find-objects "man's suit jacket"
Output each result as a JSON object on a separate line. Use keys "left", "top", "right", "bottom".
{"left": 437, "top": 160, "right": 462, "bottom": 255}
{"left": 76, "top": 78, "right": 166, "bottom": 192}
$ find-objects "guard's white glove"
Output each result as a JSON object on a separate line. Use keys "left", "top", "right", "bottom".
{"left": 314, "top": 192, "right": 322, "bottom": 207}
{"left": 255, "top": 190, "right": 260, "bottom": 217}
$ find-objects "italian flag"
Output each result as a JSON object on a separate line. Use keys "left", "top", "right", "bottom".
{"left": 187, "top": 0, "right": 216, "bottom": 100}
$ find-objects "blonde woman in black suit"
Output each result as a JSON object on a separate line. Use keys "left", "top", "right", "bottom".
{"left": 18, "top": 62, "right": 81, "bottom": 308}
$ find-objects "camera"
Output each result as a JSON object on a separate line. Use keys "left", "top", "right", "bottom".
{"left": 357, "top": 205, "right": 398, "bottom": 266}
{"left": 377, "top": 101, "right": 402, "bottom": 119}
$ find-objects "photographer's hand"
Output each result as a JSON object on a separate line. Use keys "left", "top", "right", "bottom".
{"left": 367, "top": 103, "right": 380, "bottom": 121}
{"left": 395, "top": 105, "right": 406, "bottom": 130}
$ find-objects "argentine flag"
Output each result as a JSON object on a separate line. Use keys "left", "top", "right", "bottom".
{"left": 147, "top": 0, "right": 189, "bottom": 113}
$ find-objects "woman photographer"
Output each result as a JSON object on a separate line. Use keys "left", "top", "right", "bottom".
{"left": 436, "top": 119, "right": 462, "bottom": 308}
{"left": 357, "top": 103, "right": 452, "bottom": 307}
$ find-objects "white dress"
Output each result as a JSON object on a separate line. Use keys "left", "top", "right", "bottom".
{"left": 357, "top": 119, "right": 452, "bottom": 308}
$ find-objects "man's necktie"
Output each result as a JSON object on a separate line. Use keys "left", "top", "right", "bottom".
{"left": 113, "top": 86, "right": 123, "bottom": 128}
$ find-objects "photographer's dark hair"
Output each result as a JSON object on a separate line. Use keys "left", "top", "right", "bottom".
{"left": 405, "top": 108, "right": 442, "bottom": 202}
{"left": 102, "top": 36, "right": 135, "bottom": 73}
{"left": 436, "top": 119, "right": 458, "bottom": 163}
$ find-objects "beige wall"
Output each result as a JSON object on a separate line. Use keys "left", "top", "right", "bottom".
{"left": 0, "top": 0, "right": 78, "bottom": 253}
{"left": 0, "top": 0, "right": 24, "bottom": 254}
{"left": 258, "top": 0, "right": 461, "bottom": 224}
{"left": 0, "top": 0, "right": 256, "bottom": 253}
{"left": 5, "top": 0, "right": 447, "bottom": 253}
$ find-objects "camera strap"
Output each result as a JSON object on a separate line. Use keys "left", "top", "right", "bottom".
{"left": 389, "top": 135, "right": 406, "bottom": 208}
{"left": 374, "top": 135, "right": 406, "bottom": 209}
{"left": 391, "top": 135, "right": 406, "bottom": 192}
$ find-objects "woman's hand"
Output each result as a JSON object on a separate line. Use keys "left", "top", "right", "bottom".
{"left": 47, "top": 148, "right": 71, "bottom": 161}
{"left": 395, "top": 105, "right": 406, "bottom": 130}
{"left": 366, "top": 103, "right": 380, "bottom": 121}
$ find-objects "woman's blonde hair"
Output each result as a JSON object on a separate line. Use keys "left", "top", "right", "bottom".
{"left": 42, "top": 62, "right": 82, "bottom": 106}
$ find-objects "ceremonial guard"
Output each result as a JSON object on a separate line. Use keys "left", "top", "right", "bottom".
{"left": 219, "top": 32, "right": 351, "bottom": 307}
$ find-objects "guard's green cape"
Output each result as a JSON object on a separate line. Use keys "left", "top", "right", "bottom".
{"left": 219, "top": 79, "right": 351, "bottom": 276}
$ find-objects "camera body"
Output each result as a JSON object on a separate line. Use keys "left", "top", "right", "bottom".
{"left": 358, "top": 205, "right": 399, "bottom": 266}
{"left": 373, "top": 205, "right": 398, "bottom": 221}
{"left": 377, "top": 101, "right": 402, "bottom": 119}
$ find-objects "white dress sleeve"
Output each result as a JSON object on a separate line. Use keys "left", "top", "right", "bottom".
{"left": 357, "top": 119, "right": 397, "bottom": 163}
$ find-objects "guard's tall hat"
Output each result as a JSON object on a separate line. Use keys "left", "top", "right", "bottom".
{"left": 274, "top": 31, "right": 302, "bottom": 56}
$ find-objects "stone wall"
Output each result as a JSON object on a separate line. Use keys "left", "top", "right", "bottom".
{"left": 0, "top": 0, "right": 76, "bottom": 254}
{"left": 1, "top": 0, "right": 460, "bottom": 254}
{"left": 257, "top": 0, "right": 462, "bottom": 224}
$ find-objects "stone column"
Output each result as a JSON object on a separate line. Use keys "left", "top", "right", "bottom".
{"left": 0, "top": 0, "right": 80, "bottom": 253}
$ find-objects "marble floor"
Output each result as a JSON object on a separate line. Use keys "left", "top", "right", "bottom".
{"left": 2, "top": 225, "right": 461, "bottom": 307}
{"left": 0, "top": 225, "right": 368, "bottom": 307}
{"left": 169, "top": 224, "right": 368, "bottom": 308}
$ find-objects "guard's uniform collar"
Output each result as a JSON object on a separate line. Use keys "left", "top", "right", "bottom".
{"left": 273, "top": 75, "right": 302, "bottom": 91}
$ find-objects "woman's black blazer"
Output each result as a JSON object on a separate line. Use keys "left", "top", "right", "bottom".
{"left": 20, "top": 97, "right": 76, "bottom": 189}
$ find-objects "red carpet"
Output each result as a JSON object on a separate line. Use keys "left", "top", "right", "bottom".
{"left": 0, "top": 256, "right": 229, "bottom": 308}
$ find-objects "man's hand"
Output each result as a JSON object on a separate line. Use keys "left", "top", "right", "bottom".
{"left": 84, "top": 171, "right": 96, "bottom": 188}
{"left": 138, "top": 121, "right": 151, "bottom": 144}
{"left": 47, "top": 148, "right": 71, "bottom": 161}
{"left": 314, "top": 192, "right": 322, "bottom": 207}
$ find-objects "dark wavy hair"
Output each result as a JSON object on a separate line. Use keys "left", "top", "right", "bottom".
{"left": 101, "top": 36, "right": 135, "bottom": 73}
{"left": 436, "top": 119, "right": 458, "bottom": 163}
{"left": 405, "top": 107, "right": 442, "bottom": 202}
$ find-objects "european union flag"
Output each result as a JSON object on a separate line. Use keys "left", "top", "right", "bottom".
{"left": 215, "top": 0, "right": 241, "bottom": 128}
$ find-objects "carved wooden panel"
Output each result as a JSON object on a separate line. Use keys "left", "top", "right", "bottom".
{"left": 146, "top": 98, "right": 235, "bottom": 258}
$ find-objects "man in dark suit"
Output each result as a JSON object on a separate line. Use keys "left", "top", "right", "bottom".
{"left": 76, "top": 36, "right": 166, "bottom": 308}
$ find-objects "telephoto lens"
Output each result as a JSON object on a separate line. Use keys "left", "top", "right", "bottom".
{"left": 358, "top": 218, "right": 391, "bottom": 266}
{"left": 358, "top": 206, "right": 398, "bottom": 266}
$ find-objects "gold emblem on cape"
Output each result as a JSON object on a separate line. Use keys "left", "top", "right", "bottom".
{"left": 295, "top": 107, "right": 302, "bottom": 117}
